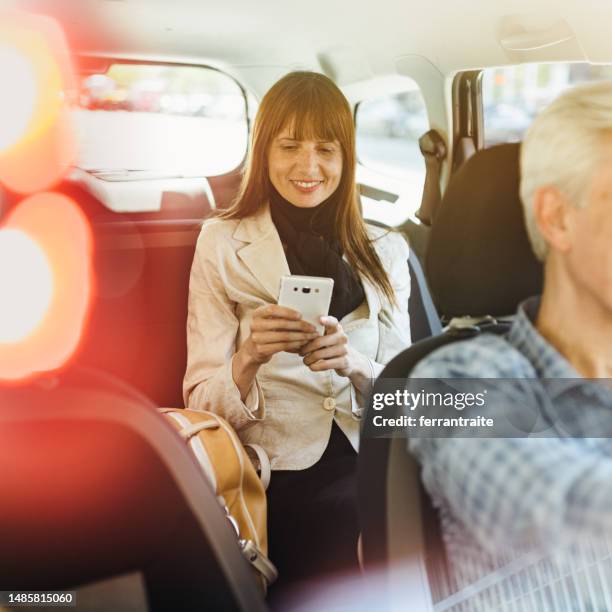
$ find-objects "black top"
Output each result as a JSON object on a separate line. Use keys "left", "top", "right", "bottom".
{"left": 269, "top": 186, "right": 365, "bottom": 321}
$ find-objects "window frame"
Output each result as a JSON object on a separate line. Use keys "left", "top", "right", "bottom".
{"left": 450, "top": 69, "right": 484, "bottom": 171}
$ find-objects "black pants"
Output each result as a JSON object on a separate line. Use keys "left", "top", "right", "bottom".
{"left": 266, "top": 422, "right": 359, "bottom": 608}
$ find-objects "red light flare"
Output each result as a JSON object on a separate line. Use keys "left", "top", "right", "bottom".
{"left": 0, "top": 192, "right": 94, "bottom": 381}
{"left": 16, "top": 0, "right": 126, "bottom": 59}
{"left": 0, "top": 10, "right": 78, "bottom": 193}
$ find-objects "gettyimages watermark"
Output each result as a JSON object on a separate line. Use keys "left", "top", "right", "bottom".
{"left": 361, "top": 378, "right": 612, "bottom": 438}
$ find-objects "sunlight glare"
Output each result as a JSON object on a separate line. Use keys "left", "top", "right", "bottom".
{"left": 0, "top": 229, "right": 53, "bottom": 344}
{"left": 0, "top": 44, "right": 37, "bottom": 152}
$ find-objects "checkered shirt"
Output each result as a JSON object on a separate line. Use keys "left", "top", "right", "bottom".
{"left": 408, "top": 297, "right": 612, "bottom": 611}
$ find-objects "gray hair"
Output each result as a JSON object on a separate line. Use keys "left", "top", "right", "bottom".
{"left": 520, "top": 81, "right": 612, "bottom": 261}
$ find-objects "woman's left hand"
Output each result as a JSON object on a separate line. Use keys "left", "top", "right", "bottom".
{"left": 299, "top": 315, "right": 369, "bottom": 379}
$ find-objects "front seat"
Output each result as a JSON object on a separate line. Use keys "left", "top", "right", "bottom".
{"left": 0, "top": 366, "right": 267, "bottom": 612}
{"left": 358, "top": 143, "right": 543, "bottom": 610}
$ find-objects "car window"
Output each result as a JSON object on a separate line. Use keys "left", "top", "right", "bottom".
{"left": 482, "top": 62, "right": 612, "bottom": 146}
{"left": 75, "top": 64, "right": 248, "bottom": 178}
{"left": 355, "top": 86, "right": 428, "bottom": 226}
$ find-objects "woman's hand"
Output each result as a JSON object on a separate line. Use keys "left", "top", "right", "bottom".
{"left": 233, "top": 305, "right": 318, "bottom": 402}
{"left": 299, "top": 316, "right": 370, "bottom": 380}
{"left": 241, "top": 304, "right": 319, "bottom": 366}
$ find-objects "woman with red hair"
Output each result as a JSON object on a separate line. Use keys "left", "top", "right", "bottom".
{"left": 184, "top": 71, "right": 411, "bottom": 600}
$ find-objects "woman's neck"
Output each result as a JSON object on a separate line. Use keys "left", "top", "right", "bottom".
{"left": 268, "top": 185, "right": 337, "bottom": 238}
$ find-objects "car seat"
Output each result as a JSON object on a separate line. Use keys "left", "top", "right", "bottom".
{"left": 0, "top": 366, "right": 268, "bottom": 612}
{"left": 358, "top": 143, "right": 543, "bottom": 610}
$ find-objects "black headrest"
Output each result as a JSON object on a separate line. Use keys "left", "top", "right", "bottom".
{"left": 426, "top": 143, "right": 543, "bottom": 318}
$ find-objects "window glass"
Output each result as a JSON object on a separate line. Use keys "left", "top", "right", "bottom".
{"left": 75, "top": 64, "right": 248, "bottom": 177}
{"left": 356, "top": 87, "right": 428, "bottom": 225}
{"left": 482, "top": 63, "right": 612, "bottom": 147}
{"left": 356, "top": 89, "right": 428, "bottom": 180}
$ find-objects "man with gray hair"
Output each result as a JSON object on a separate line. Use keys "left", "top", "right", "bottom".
{"left": 407, "top": 82, "right": 612, "bottom": 609}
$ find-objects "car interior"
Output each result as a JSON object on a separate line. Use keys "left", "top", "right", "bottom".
{"left": 2, "top": 0, "right": 611, "bottom": 609}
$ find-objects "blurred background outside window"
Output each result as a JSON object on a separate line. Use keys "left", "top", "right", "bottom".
{"left": 356, "top": 85, "right": 428, "bottom": 226}
{"left": 482, "top": 62, "right": 612, "bottom": 146}
{"left": 75, "top": 64, "right": 248, "bottom": 177}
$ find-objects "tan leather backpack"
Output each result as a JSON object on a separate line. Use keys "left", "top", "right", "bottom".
{"left": 160, "top": 408, "right": 277, "bottom": 588}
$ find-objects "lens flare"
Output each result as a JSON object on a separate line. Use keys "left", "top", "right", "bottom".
{"left": 0, "top": 193, "right": 93, "bottom": 381}
{"left": 0, "top": 11, "right": 77, "bottom": 193}
{"left": 0, "top": 229, "right": 53, "bottom": 343}
{"left": 0, "top": 44, "right": 37, "bottom": 152}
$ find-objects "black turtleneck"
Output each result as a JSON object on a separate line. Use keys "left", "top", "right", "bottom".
{"left": 269, "top": 185, "right": 365, "bottom": 321}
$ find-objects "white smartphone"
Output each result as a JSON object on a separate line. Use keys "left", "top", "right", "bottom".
{"left": 278, "top": 275, "right": 334, "bottom": 335}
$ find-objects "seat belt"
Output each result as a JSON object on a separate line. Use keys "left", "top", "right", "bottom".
{"left": 415, "top": 129, "right": 447, "bottom": 227}
{"left": 407, "top": 246, "right": 442, "bottom": 340}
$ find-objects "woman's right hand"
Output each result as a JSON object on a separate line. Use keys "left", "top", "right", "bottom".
{"left": 241, "top": 304, "right": 319, "bottom": 365}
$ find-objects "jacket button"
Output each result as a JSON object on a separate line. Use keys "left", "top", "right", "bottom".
{"left": 323, "top": 397, "right": 336, "bottom": 411}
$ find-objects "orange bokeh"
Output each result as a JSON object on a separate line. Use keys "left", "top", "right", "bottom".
{"left": 0, "top": 193, "right": 93, "bottom": 381}
{"left": 0, "top": 11, "right": 77, "bottom": 193}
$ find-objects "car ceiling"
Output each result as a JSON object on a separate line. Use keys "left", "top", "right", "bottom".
{"left": 8, "top": 0, "right": 612, "bottom": 96}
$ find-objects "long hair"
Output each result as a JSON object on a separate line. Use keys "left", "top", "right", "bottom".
{"left": 220, "top": 71, "right": 396, "bottom": 304}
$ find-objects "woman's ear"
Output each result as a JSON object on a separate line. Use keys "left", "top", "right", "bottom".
{"left": 533, "top": 186, "right": 573, "bottom": 254}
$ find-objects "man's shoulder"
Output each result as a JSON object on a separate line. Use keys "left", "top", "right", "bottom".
{"left": 411, "top": 332, "right": 537, "bottom": 379}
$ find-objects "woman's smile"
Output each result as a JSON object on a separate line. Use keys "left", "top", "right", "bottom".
{"left": 268, "top": 129, "right": 343, "bottom": 207}
{"left": 290, "top": 179, "right": 324, "bottom": 193}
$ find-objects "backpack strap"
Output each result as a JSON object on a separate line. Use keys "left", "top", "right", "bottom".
{"left": 178, "top": 419, "right": 220, "bottom": 439}
{"left": 244, "top": 443, "right": 271, "bottom": 491}
{"left": 240, "top": 539, "right": 278, "bottom": 585}
{"left": 222, "top": 504, "right": 278, "bottom": 585}
{"left": 160, "top": 409, "right": 220, "bottom": 489}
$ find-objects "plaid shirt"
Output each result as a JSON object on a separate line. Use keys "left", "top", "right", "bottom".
{"left": 408, "top": 297, "right": 612, "bottom": 611}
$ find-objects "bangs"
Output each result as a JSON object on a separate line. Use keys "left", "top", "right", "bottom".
{"left": 271, "top": 84, "right": 346, "bottom": 144}
{"left": 281, "top": 109, "right": 340, "bottom": 143}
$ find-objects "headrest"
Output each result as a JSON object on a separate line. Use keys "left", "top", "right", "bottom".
{"left": 426, "top": 143, "right": 543, "bottom": 319}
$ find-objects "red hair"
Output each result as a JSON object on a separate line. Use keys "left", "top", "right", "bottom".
{"left": 221, "top": 71, "right": 396, "bottom": 303}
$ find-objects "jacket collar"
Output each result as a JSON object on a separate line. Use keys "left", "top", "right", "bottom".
{"left": 233, "top": 203, "right": 290, "bottom": 301}
{"left": 233, "top": 202, "right": 381, "bottom": 321}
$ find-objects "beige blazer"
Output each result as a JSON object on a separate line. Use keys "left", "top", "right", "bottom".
{"left": 183, "top": 204, "right": 411, "bottom": 470}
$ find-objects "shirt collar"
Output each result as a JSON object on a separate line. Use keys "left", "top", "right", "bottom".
{"left": 507, "top": 296, "right": 581, "bottom": 383}
{"left": 507, "top": 297, "right": 611, "bottom": 432}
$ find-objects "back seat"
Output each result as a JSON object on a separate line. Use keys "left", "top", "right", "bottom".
{"left": 63, "top": 169, "right": 440, "bottom": 408}
{"left": 0, "top": 174, "right": 267, "bottom": 608}
{"left": 0, "top": 366, "right": 267, "bottom": 611}
{"left": 59, "top": 178, "right": 211, "bottom": 407}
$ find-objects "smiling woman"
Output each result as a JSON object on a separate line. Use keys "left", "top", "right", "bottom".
{"left": 268, "top": 132, "right": 343, "bottom": 206}
{"left": 183, "top": 71, "right": 412, "bottom": 604}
